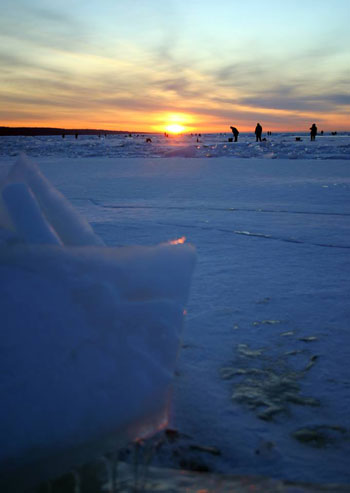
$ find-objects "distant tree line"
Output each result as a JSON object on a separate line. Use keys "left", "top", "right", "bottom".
{"left": 0, "top": 127, "right": 130, "bottom": 136}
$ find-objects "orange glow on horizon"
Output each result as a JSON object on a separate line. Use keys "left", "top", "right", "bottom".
{"left": 3, "top": 110, "right": 350, "bottom": 134}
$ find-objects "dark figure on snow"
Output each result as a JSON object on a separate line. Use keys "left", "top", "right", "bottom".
{"left": 310, "top": 123, "right": 317, "bottom": 141}
{"left": 255, "top": 123, "right": 262, "bottom": 142}
{"left": 230, "top": 126, "right": 239, "bottom": 142}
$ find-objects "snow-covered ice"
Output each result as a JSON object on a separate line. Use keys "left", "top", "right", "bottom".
{"left": 1, "top": 131, "right": 349, "bottom": 160}
{"left": 0, "top": 132, "right": 350, "bottom": 486}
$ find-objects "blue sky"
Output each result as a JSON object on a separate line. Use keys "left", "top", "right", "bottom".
{"left": 1, "top": 0, "right": 349, "bottom": 131}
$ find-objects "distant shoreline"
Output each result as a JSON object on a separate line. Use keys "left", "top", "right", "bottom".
{"left": 0, "top": 127, "right": 153, "bottom": 137}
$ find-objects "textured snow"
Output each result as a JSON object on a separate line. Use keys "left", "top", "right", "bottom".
{"left": 1, "top": 132, "right": 349, "bottom": 160}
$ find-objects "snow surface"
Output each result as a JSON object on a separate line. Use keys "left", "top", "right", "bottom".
{"left": 0, "top": 133, "right": 350, "bottom": 485}
{"left": 1, "top": 132, "right": 349, "bottom": 160}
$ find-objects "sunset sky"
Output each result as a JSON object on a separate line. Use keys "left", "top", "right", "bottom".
{"left": 1, "top": 0, "right": 349, "bottom": 133}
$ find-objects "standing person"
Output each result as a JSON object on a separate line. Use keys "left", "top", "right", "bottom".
{"left": 255, "top": 123, "right": 262, "bottom": 142}
{"left": 230, "top": 126, "right": 239, "bottom": 142}
{"left": 310, "top": 123, "right": 317, "bottom": 141}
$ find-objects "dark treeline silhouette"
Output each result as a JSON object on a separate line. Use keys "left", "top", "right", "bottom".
{"left": 0, "top": 127, "right": 133, "bottom": 137}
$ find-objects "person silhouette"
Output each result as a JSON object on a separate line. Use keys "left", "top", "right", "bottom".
{"left": 310, "top": 123, "right": 317, "bottom": 141}
{"left": 255, "top": 123, "right": 262, "bottom": 142}
{"left": 230, "top": 126, "right": 239, "bottom": 142}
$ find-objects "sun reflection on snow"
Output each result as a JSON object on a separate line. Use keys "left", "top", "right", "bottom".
{"left": 169, "top": 236, "right": 186, "bottom": 245}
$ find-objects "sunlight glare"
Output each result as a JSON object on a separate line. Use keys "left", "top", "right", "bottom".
{"left": 165, "top": 123, "right": 185, "bottom": 134}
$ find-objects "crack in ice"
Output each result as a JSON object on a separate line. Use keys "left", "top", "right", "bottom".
{"left": 72, "top": 200, "right": 350, "bottom": 218}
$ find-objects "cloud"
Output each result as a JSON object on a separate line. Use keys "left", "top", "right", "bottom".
{"left": 0, "top": 1, "right": 87, "bottom": 54}
{"left": 182, "top": 104, "right": 305, "bottom": 125}
{"left": 323, "top": 93, "right": 350, "bottom": 106}
{"left": 153, "top": 76, "right": 198, "bottom": 98}
{"left": 239, "top": 87, "right": 350, "bottom": 113}
{"left": 0, "top": 52, "right": 72, "bottom": 79}
{"left": 214, "top": 61, "right": 269, "bottom": 88}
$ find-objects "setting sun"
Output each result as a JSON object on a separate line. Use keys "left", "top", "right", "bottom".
{"left": 154, "top": 112, "right": 195, "bottom": 134}
{"left": 165, "top": 123, "right": 185, "bottom": 134}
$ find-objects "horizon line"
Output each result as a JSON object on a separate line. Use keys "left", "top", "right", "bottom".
{"left": 1, "top": 125, "right": 349, "bottom": 136}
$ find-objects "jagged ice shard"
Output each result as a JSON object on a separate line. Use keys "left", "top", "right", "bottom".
{"left": 0, "top": 156, "right": 195, "bottom": 491}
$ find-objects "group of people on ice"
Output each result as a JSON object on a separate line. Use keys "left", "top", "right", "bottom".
{"left": 230, "top": 123, "right": 319, "bottom": 142}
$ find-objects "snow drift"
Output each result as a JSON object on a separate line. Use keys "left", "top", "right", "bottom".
{"left": 0, "top": 156, "right": 195, "bottom": 490}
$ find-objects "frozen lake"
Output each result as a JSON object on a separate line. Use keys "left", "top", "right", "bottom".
{"left": 1, "top": 131, "right": 350, "bottom": 160}
{"left": 1, "top": 133, "right": 350, "bottom": 485}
